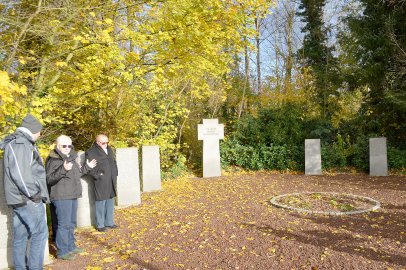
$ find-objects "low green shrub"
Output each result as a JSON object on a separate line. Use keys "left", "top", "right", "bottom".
{"left": 388, "top": 147, "right": 406, "bottom": 169}
{"left": 221, "top": 136, "right": 405, "bottom": 172}
{"left": 162, "top": 154, "right": 190, "bottom": 180}
{"left": 221, "top": 139, "right": 300, "bottom": 171}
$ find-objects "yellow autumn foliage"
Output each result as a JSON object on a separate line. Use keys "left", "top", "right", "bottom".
{"left": 0, "top": 71, "right": 27, "bottom": 135}
{"left": 0, "top": 0, "right": 274, "bottom": 168}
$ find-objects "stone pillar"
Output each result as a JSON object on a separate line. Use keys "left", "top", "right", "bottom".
{"left": 0, "top": 161, "right": 13, "bottom": 269}
{"left": 76, "top": 152, "right": 96, "bottom": 228}
{"left": 142, "top": 146, "right": 161, "bottom": 192}
{"left": 197, "top": 119, "right": 224, "bottom": 178}
{"left": 305, "top": 139, "right": 322, "bottom": 175}
{"left": 116, "top": 148, "right": 141, "bottom": 207}
{"left": 369, "top": 137, "right": 388, "bottom": 176}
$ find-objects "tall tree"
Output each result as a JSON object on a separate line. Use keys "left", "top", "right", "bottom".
{"left": 0, "top": 0, "right": 274, "bottom": 167}
{"left": 341, "top": 0, "right": 406, "bottom": 146}
{"left": 263, "top": 1, "right": 301, "bottom": 101}
{"left": 297, "top": 0, "right": 338, "bottom": 119}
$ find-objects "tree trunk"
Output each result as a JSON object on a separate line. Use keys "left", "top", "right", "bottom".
{"left": 255, "top": 17, "right": 261, "bottom": 93}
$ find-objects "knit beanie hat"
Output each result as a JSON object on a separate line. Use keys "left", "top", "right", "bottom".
{"left": 21, "top": 114, "right": 43, "bottom": 134}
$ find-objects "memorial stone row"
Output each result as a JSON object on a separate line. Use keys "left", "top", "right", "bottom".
{"left": 0, "top": 146, "right": 161, "bottom": 269}
{"left": 305, "top": 137, "right": 388, "bottom": 176}
{"left": 197, "top": 119, "right": 389, "bottom": 177}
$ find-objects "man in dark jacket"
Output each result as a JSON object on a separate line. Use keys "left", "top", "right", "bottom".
{"left": 85, "top": 134, "right": 119, "bottom": 232}
{"left": 46, "top": 135, "right": 96, "bottom": 260}
{"left": 0, "top": 114, "right": 49, "bottom": 270}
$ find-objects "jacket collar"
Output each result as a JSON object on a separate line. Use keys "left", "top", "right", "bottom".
{"left": 0, "top": 128, "right": 35, "bottom": 150}
{"left": 49, "top": 148, "right": 78, "bottom": 161}
{"left": 17, "top": 127, "right": 35, "bottom": 141}
{"left": 92, "top": 141, "right": 109, "bottom": 154}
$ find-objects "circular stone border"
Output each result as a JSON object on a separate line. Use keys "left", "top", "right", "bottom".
{"left": 270, "top": 192, "right": 381, "bottom": 216}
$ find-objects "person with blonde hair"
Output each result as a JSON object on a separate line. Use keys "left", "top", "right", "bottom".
{"left": 46, "top": 135, "right": 96, "bottom": 260}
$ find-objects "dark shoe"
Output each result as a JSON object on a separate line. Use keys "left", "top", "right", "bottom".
{"left": 97, "top": 227, "right": 107, "bottom": 232}
{"left": 58, "top": 253, "right": 75, "bottom": 260}
{"left": 107, "top": 224, "right": 119, "bottom": 229}
{"left": 71, "top": 247, "right": 84, "bottom": 254}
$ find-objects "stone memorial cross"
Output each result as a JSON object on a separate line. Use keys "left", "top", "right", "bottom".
{"left": 198, "top": 119, "right": 224, "bottom": 178}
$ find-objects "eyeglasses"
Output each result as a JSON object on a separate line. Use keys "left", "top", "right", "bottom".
{"left": 99, "top": 141, "right": 109, "bottom": 145}
{"left": 61, "top": 145, "right": 73, "bottom": 149}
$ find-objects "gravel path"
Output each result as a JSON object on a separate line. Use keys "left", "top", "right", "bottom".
{"left": 45, "top": 172, "right": 406, "bottom": 270}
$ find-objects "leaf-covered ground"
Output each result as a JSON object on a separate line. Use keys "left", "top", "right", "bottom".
{"left": 46, "top": 172, "right": 406, "bottom": 270}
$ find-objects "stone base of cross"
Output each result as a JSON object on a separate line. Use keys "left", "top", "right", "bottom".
{"left": 198, "top": 119, "right": 224, "bottom": 178}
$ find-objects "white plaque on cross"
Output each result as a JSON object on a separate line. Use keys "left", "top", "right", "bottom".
{"left": 198, "top": 119, "right": 224, "bottom": 177}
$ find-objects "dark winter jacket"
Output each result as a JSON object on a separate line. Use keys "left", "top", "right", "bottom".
{"left": 85, "top": 142, "right": 118, "bottom": 201}
{"left": 46, "top": 148, "right": 91, "bottom": 200}
{"left": 0, "top": 128, "right": 49, "bottom": 207}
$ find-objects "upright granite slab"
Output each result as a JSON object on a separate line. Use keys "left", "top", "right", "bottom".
{"left": 198, "top": 119, "right": 224, "bottom": 178}
{"left": 142, "top": 146, "right": 161, "bottom": 192}
{"left": 0, "top": 161, "right": 13, "bottom": 270}
{"left": 76, "top": 152, "right": 96, "bottom": 228}
{"left": 369, "top": 137, "right": 388, "bottom": 176}
{"left": 116, "top": 147, "right": 141, "bottom": 207}
{"left": 0, "top": 160, "right": 51, "bottom": 269}
{"left": 305, "top": 139, "right": 322, "bottom": 175}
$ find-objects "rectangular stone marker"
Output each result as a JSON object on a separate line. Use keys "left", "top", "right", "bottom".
{"left": 305, "top": 139, "right": 322, "bottom": 175}
{"left": 369, "top": 137, "right": 388, "bottom": 176}
{"left": 142, "top": 146, "right": 161, "bottom": 192}
{"left": 76, "top": 152, "right": 96, "bottom": 228}
{"left": 116, "top": 147, "right": 141, "bottom": 207}
{"left": 0, "top": 160, "right": 51, "bottom": 269}
{"left": 198, "top": 119, "right": 224, "bottom": 178}
{"left": 0, "top": 161, "right": 13, "bottom": 270}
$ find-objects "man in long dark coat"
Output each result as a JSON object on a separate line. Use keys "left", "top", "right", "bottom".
{"left": 85, "top": 134, "right": 119, "bottom": 232}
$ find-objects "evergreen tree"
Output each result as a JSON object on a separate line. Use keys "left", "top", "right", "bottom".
{"left": 342, "top": 0, "right": 406, "bottom": 147}
{"left": 297, "top": 0, "right": 338, "bottom": 119}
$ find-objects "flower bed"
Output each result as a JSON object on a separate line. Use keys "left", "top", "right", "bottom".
{"left": 270, "top": 192, "right": 380, "bottom": 215}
